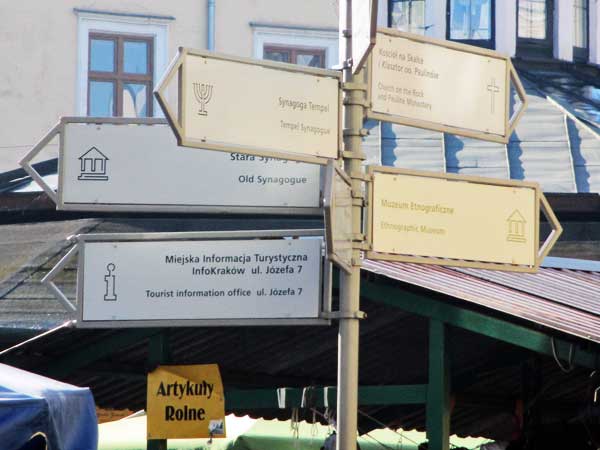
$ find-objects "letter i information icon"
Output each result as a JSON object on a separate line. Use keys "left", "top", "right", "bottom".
{"left": 104, "top": 263, "right": 117, "bottom": 301}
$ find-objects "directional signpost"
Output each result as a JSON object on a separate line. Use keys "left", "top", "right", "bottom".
{"left": 20, "top": 117, "right": 321, "bottom": 214}
{"left": 366, "top": 167, "right": 562, "bottom": 272}
{"left": 37, "top": 12, "right": 563, "bottom": 450}
{"left": 367, "top": 28, "right": 528, "bottom": 143}
{"left": 154, "top": 49, "right": 342, "bottom": 165}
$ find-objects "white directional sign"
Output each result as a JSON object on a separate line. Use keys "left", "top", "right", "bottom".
{"left": 20, "top": 118, "right": 321, "bottom": 214}
{"left": 352, "top": 0, "right": 378, "bottom": 73}
{"left": 368, "top": 28, "right": 527, "bottom": 143}
{"left": 58, "top": 231, "right": 329, "bottom": 327}
{"left": 155, "top": 49, "right": 342, "bottom": 165}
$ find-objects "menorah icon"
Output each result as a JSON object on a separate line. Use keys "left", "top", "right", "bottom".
{"left": 193, "top": 82, "right": 213, "bottom": 116}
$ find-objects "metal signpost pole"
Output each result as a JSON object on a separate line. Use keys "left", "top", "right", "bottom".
{"left": 337, "top": 2, "right": 363, "bottom": 450}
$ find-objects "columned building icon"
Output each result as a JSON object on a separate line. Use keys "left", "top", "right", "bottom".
{"left": 78, "top": 147, "right": 109, "bottom": 181}
{"left": 507, "top": 210, "right": 527, "bottom": 243}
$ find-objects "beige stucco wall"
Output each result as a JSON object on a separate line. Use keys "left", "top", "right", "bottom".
{"left": 215, "top": 0, "right": 339, "bottom": 56}
{"left": 0, "top": 0, "right": 206, "bottom": 169}
{"left": 0, "top": 0, "right": 340, "bottom": 172}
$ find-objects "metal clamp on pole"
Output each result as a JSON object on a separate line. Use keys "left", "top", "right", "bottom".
{"left": 322, "top": 311, "right": 366, "bottom": 320}
{"left": 343, "top": 128, "right": 370, "bottom": 137}
{"left": 353, "top": 242, "right": 371, "bottom": 251}
{"left": 342, "top": 82, "right": 368, "bottom": 92}
{"left": 343, "top": 98, "right": 370, "bottom": 107}
{"left": 342, "top": 151, "right": 367, "bottom": 160}
{"left": 350, "top": 172, "right": 372, "bottom": 182}
{"left": 351, "top": 189, "right": 364, "bottom": 199}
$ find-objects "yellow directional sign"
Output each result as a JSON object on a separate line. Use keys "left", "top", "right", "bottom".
{"left": 366, "top": 167, "right": 562, "bottom": 272}
{"left": 367, "top": 28, "right": 527, "bottom": 144}
{"left": 154, "top": 48, "right": 342, "bottom": 165}
{"left": 147, "top": 364, "right": 225, "bottom": 440}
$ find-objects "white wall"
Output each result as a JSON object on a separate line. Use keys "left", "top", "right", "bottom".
{"left": 554, "top": 0, "right": 574, "bottom": 61}
{"left": 496, "top": 0, "right": 517, "bottom": 57}
{"left": 591, "top": 0, "right": 600, "bottom": 65}
{"left": 377, "top": 0, "right": 388, "bottom": 28}
{"left": 0, "top": 0, "right": 205, "bottom": 172}
{"left": 426, "top": 0, "right": 446, "bottom": 40}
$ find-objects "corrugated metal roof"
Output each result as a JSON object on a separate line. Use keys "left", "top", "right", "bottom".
{"left": 381, "top": 123, "right": 445, "bottom": 172}
{"left": 1, "top": 218, "right": 600, "bottom": 438}
{"left": 508, "top": 80, "right": 577, "bottom": 192}
{"left": 362, "top": 259, "right": 600, "bottom": 344}
{"left": 445, "top": 135, "right": 508, "bottom": 179}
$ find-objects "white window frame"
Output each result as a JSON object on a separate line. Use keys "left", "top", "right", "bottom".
{"left": 75, "top": 11, "right": 170, "bottom": 117}
{"left": 252, "top": 24, "right": 339, "bottom": 69}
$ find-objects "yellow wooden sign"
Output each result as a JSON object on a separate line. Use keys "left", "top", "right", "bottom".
{"left": 154, "top": 48, "right": 342, "bottom": 165}
{"left": 367, "top": 28, "right": 527, "bottom": 144}
{"left": 147, "top": 364, "right": 225, "bottom": 440}
{"left": 366, "top": 167, "right": 562, "bottom": 272}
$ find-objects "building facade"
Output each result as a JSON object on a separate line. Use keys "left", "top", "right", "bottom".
{"left": 0, "top": 0, "right": 338, "bottom": 173}
{"left": 384, "top": 0, "right": 600, "bottom": 64}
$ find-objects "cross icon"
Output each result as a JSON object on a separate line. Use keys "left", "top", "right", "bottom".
{"left": 487, "top": 78, "right": 500, "bottom": 114}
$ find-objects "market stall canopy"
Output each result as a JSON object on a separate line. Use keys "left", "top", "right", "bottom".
{"left": 98, "top": 413, "right": 489, "bottom": 450}
{"left": 0, "top": 363, "right": 97, "bottom": 450}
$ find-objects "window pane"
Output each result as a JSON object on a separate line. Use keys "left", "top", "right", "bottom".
{"left": 90, "top": 39, "right": 115, "bottom": 72}
{"left": 573, "top": 0, "right": 588, "bottom": 48}
{"left": 264, "top": 49, "right": 290, "bottom": 63}
{"left": 89, "top": 81, "right": 114, "bottom": 116}
{"left": 296, "top": 52, "right": 324, "bottom": 68}
{"left": 390, "top": 0, "right": 426, "bottom": 34}
{"left": 450, "top": 0, "right": 492, "bottom": 40}
{"left": 518, "top": 0, "right": 547, "bottom": 40}
{"left": 124, "top": 41, "right": 149, "bottom": 74}
{"left": 122, "top": 83, "right": 148, "bottom": 117}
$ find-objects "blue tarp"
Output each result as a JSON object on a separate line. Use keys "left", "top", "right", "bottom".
{"left": 0, "top": 363, "right": 98, "bottom": 450}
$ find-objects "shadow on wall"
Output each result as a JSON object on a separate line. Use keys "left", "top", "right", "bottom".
{"left": 378, "top": 122, "right": 397, "bottom": 167}
{"left": 567, "top": 117, "right": 591, "bottom": 193}
{"left": 444, "top": 134, "right": 464, "bottom": 174}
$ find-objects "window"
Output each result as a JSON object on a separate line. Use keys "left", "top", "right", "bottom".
{"left": 448, "top": 0, "right": 493, "bottom": 42}
{"left": 251, "top": 24, "right": 338, "bottom": 69}
{"left": 518, "top": 0, "right": 549, "bottom": 40}
{"left": 264, "top": 46, "right": 326, "bottom": 68}
{"left": 389, "top": 0, "right": 426, "bottom": 34}
{"left": 75, "top": 9, "right": 171, "bottom": 117}
{"left": 573, "top": 0, "right": 589, "bottom": 61}
{"left": 516, "top": 0, "right": 554, "bottom": 58}
{"left": 88, "top": 33, "right": 153, "bottom": 117}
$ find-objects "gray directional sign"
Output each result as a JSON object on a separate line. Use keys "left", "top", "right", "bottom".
{"left": 20, "top": 117, "right": 322, "bottom": 214}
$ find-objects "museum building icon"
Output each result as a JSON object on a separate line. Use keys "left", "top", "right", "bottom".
{"left": 78, "top": 147, "right": 109, "bottom": 181}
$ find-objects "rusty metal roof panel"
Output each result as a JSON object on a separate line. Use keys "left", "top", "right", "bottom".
{"left": 362, "top": 259, "right": 600, "bottom": 344}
